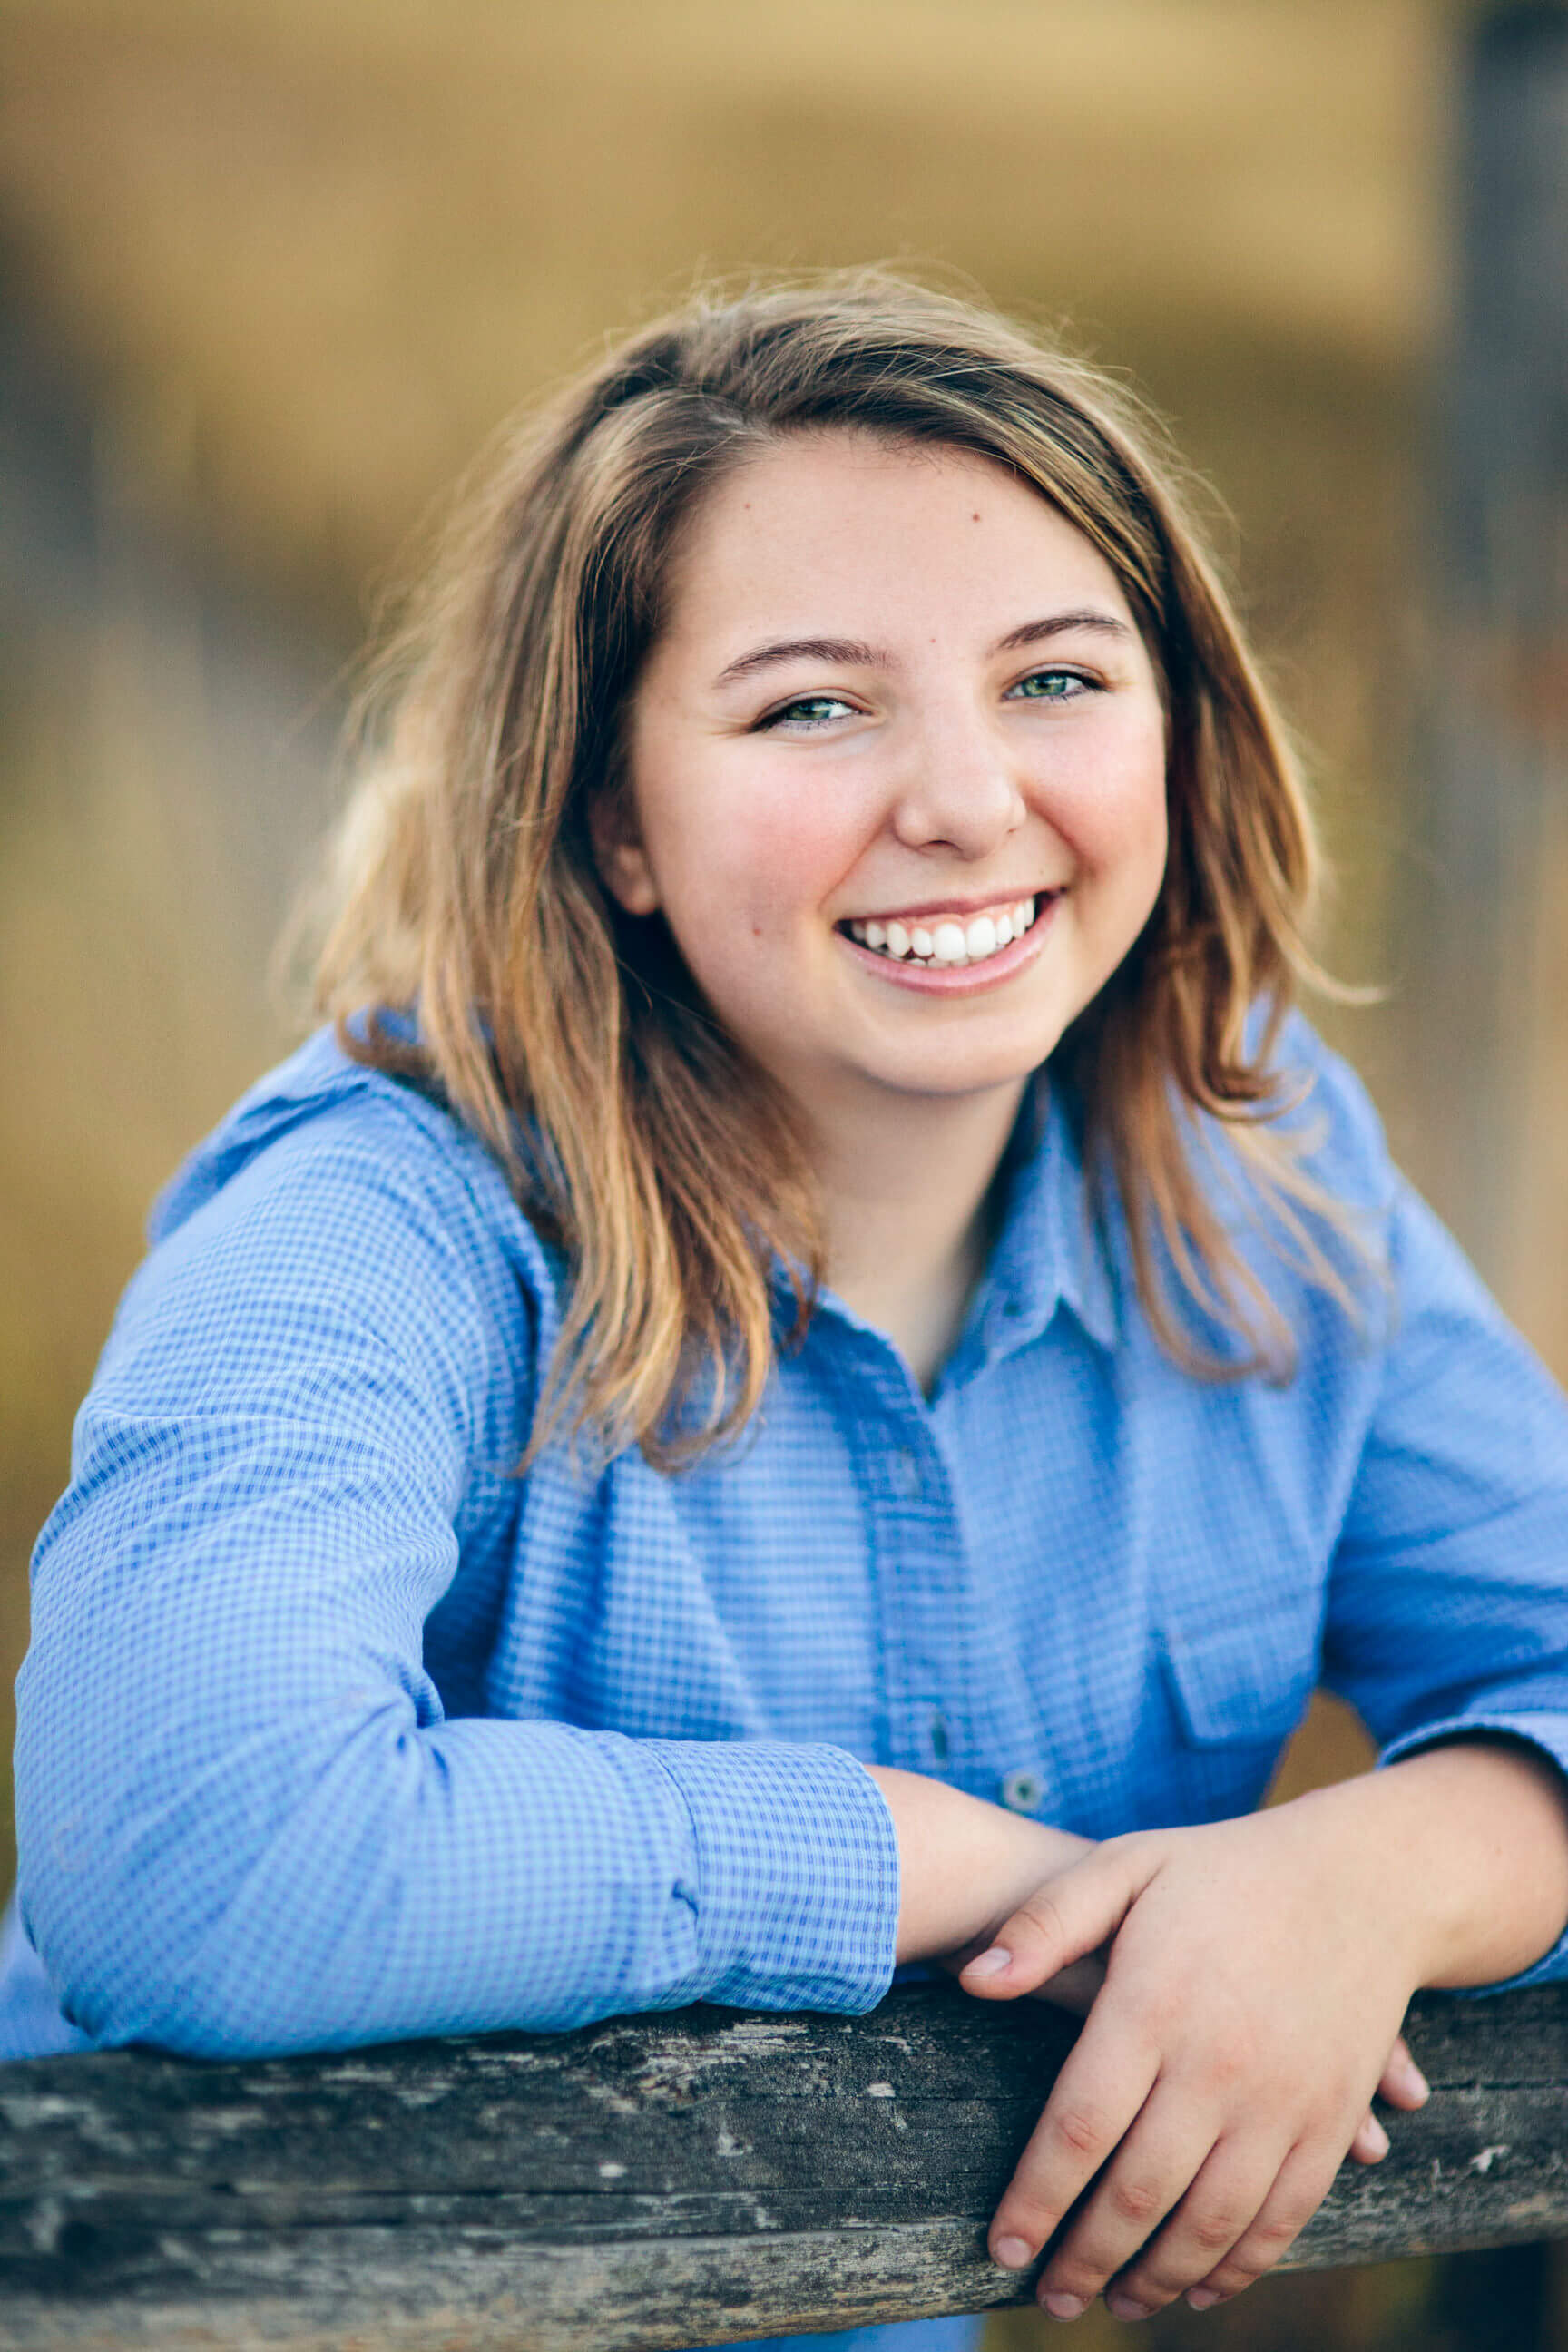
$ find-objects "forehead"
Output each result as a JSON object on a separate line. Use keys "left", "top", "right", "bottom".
{"left": 655, "top": 430, "right": 1135, "bottom": 654}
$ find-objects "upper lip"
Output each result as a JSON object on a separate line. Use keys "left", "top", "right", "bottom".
{"left": 838, "top": 887, "right": 1059, "bottom": 924}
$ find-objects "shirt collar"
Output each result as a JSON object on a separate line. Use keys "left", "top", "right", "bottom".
{"left": 781, "top": 1075, "right": 1120, "bottom": 1368}
{"left": 978, "top": 1074, "right": 1119, "bottom": 1355}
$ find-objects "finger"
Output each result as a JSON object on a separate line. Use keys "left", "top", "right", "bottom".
{"left": 1031, "top": 2085, "right": 1223, "bottom": 2320}
{"left": 1179, "top": 2137, "right": 1346, "bottom": 2311}
{"left": 1376, "top": 2034, "right": 1430, "bottom": 2111}
{"left": 1348, "top": 2110, "right": 1391, "bottom": 2165}
{"left": 961, "top": 1844, "right": 1144, "bottom": 2002}
{"left": 987, "top": 2008, "right": 1161, "bottom": 2280}
{"left": 1098, "top": 2128, "right": 1295, "bottom": 2319}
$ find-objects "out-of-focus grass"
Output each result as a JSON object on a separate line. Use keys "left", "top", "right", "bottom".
{"left": 0, "top": 0, "right": 1442, "bottom": 2051}
{"left": 0, "top": 575, "right": 334, "bottom": 1894}
{"left": 0, "top": 0, "right": 1442, "bottom": 611}
{"left": 5, "top": 14, "right": 1550, "bottom": 2340}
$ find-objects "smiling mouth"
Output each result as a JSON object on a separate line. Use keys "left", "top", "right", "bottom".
{"left": 837, "top": 895, "right": 1049, "bottom": 970}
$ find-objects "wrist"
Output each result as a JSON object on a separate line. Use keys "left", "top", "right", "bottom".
{"left": 865, "top": 1765, "right": 1090, "bottom": 1963}
{"left": 1283, "top": 1740, "right": 1568, "bottom": 1989}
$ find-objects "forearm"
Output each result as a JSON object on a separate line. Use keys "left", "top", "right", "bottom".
{"left": 1280, "top": 1737, "right": 1568, "bottom": 1990}
{"left": 864, "top": 1765, "right": 1092, "bottom": 1963}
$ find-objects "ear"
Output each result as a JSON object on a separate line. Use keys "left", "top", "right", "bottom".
{"left": 588, "top": 786, "right": 661, "bottom": 916}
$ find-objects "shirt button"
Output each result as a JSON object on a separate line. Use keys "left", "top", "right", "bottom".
{"left": 999, "top": 1768, "right": 1046, "bottom": 1814}
{"left": 894, "top": 1448, "right": 923, "bottom": 1501}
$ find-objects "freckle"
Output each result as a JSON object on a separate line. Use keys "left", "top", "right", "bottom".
{"left": 972, "top": 511, "right": 982, "bottom": 522}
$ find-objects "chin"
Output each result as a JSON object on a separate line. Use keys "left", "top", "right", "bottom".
{"left": 869, "top": 1046, "right": 1055, "bottom": 1100}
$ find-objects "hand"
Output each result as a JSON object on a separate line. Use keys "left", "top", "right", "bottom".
{"left": 863, "top": 1764, "right": 1095, "bottom": 1962}
{"left": 958, "top": 1794, "right": 1434, "bottom": 2321}
{"left": 995, "top": 1945, "right": 1427, "bottom": 2170}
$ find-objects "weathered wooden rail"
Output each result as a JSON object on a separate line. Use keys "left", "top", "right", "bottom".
{"left": 1, "top": 1982, "right": 1564, "bottom": 2349}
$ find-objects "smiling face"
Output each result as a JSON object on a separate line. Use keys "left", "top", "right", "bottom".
{"left": 598, "top": 430, "right": 1171, "bottom": 1136}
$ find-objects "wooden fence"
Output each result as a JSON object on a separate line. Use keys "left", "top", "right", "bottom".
{"left": 1, "top": 1980, "right": 1564, "bottom": 2348}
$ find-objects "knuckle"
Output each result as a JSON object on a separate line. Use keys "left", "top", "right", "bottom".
{"left": 1207, "top": 2038, "right": 1254, "bottom": 2092}
{"left": 1256, "top": 2206, "right": 1310, "bottom": 2252}
{"left": 1188, "top": 2205, "right": 1248, "bottom": 2256}
{"left": 1019, "top": 1890, "right": 1068, "bottom": 1945}
{"left": 1051, "top": 2102, "right": 1114, "bottom": 2162}
{"left": 1232, "top": 2212, "right": 1304, "bottom": 2269}
{"left": 996, "top": 2195, "right": 1056, "bottom": 2246}
{"left": 1108, "top": 2173, "right": 1166, "bottom": 2229}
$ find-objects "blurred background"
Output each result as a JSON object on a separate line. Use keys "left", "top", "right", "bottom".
{"left": 1, "top": 0, "right": 1564, "bottom": 2342}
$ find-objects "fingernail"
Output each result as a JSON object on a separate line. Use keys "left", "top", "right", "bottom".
{"left": 1399, "top": 2059, "right": 1431, "bottom": 2104}
{"left": 1105, "top": 2293, "right": 1152, "bottom": 2320}
{"left": 1186, "top": 2288, "right": 1222, "bottom": 2311}
{"left": 1042, "top": 2291, "right": 1086, "bottom": 2320}
{"left": 1363, "top": 2116, "right": 1390, "bottom": 2159}
{"left": 993, "top": 2235, "right": 1034, "bottom": 2269}
{"left": 965, "top": 1946, "right": 1012, "bottom": 1979}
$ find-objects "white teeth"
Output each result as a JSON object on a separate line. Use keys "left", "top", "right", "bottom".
{"left": 847, "top": 894, "right": 1046, "bottom": 968}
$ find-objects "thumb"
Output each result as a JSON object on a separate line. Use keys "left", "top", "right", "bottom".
{"left": 957, "top": 1840, "right": 1147, "bottom": 2001}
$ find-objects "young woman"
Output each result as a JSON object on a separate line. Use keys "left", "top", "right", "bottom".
{"left": 7, "top": 277, "right": 1568, "bottom": 2341}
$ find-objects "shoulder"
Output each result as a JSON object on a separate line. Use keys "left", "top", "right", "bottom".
{"left": 1134, "top": 1011, "right": 1400, "bottom": 1367}
{"left": 1243, "top": 1008, "right": 1396, "bottom": 1210}
{"left": 103, "top": 1029, "right": 563, "bottom": 1442}
{"left": 1220, "top": 1014, "right": 1534, "bottom": 1370}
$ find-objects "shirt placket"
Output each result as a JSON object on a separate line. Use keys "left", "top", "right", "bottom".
{"left": 841, "top": 1339, "right": 975, "bottom": 1786}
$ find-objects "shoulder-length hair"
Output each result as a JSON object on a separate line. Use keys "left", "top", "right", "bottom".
{"left": 307, "top": 271, "right": 1355, "bottom": 1469}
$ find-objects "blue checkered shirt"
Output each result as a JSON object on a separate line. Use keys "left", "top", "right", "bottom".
{"left": 9, "top": 1016, "right": 1568, "bottom": 2075}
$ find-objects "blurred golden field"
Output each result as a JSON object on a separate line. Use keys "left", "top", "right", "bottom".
{"left": 1, "top": 5, "right": 1563, "bottom": 2340}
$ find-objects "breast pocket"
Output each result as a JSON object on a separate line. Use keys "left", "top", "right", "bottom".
{"left": 1158, "top": 1612, "right": 1321, "bottom": 1822}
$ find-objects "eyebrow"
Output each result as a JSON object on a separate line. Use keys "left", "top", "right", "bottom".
{"left": 714, "top": 635, "right": 883, "bottom": 686}
{"left": 993, "top": 609, "right": 1134, "bottom": 653}
{"left": 712, "top": 609, "right": 1132, "bottom": 688}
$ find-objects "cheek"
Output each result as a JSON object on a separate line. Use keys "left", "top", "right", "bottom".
{"left": 673, "top": 788, "right": 864, "bottom": 939}
{"left": 1049, "top": 725, "right": 1168, "bottom": 895}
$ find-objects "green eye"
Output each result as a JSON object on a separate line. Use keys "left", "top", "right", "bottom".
{"left": 757, "top": 694, "right": 857, "bottom": 730}
{"left": 1009, "top": 669, "right": 1086, "bottom": 701}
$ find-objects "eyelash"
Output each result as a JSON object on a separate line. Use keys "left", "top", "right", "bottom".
{"left": 1004, "top": 666, "right": 1098, "bottom": 704}
{"left": 752, "top": 667, "right": 1100, "bottom": 731}
{"left": 753, "top": 693, "right": 858, "bottom": 731}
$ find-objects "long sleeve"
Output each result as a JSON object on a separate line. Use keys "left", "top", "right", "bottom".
{"left": 1325, "top": 1171, "right": 1568, "bottom": 1987}
{"left": 15, "top": 1083, "right": 897, "bottom": 2057}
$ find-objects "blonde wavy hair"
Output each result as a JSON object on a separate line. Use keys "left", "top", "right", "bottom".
{"left": 307, "top": 272, "right": 1357, "bottom": 1469}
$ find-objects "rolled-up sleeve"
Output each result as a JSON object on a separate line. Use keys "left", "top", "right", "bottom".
{"left": 1326, "top": 1174, "right": 1568, "bottom": 1988}
{"left": 15, "top": 1090, "right": 898, "bottom": 2058}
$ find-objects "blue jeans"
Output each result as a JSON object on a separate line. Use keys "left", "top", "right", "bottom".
{"left": 705, "top": 2322, "right": 985, "bottom": 2352}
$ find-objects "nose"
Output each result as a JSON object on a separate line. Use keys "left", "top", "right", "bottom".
{"left": 888, "top": 701, "right": 1027, "bottom": 860}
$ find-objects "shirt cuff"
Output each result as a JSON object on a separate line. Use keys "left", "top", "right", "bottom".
{"left": 645, "top": 1739, "right": 899, "bottom": 2014}
{"left": 1378, "top": 1710, "right": 1568, "bottom": 1994}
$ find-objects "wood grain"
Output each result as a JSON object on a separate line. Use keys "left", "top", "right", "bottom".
{"left": 1, "top": 1982, "right": 1564, "bottom": 2347}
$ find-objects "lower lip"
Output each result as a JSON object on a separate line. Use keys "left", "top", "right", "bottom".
{"left": 837, "top": 899, "right": 1060, "bottom": 995}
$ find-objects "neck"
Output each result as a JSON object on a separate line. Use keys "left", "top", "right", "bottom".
{"left": 811, "top": 1077, "right": 1031, "bottom": 1392}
